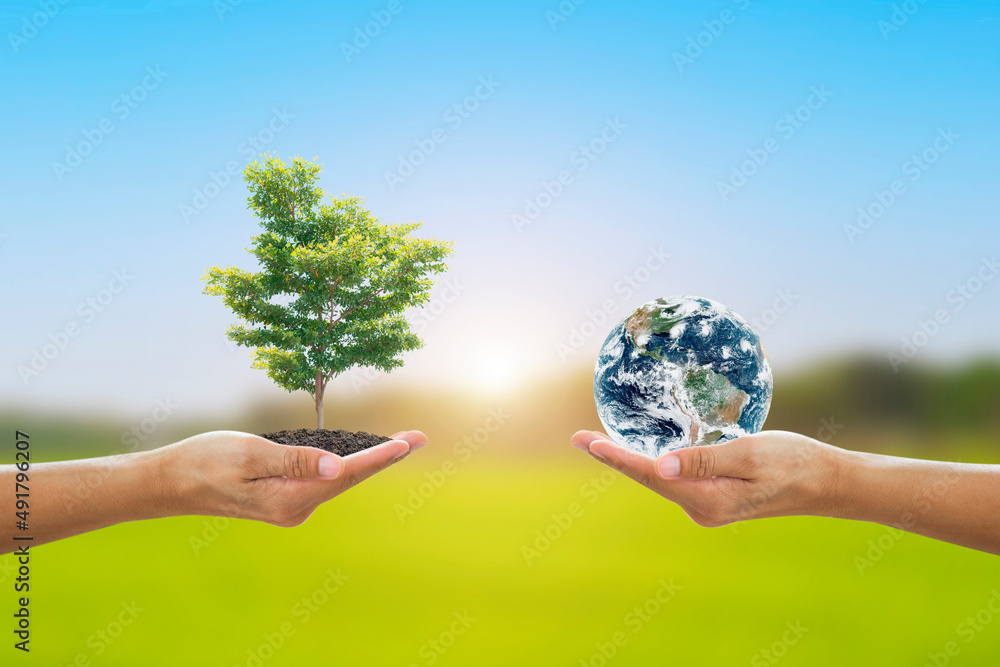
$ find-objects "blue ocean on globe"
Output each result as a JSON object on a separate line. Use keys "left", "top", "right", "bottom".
{"left": 594, "top": 296, "right": 773, "bottom": 457}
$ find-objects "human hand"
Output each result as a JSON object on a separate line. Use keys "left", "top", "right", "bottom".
{"left": 569, "top": 430, "right": 843, "bottom": 527}
{"left": 156, "top": 430, "right": 427, "bottom": 527}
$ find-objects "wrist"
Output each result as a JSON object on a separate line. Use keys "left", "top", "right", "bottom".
{"left": 816, "top": 444, "right": 876, "bottom": 522}
{"left": 134, "top": 445, "right": 189, "bottom": 518}
{"left": 143, "top": 437, "right": 241, "bottom": 518}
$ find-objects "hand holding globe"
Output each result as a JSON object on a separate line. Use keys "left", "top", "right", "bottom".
{"left": 574, "top": 297, "right": 1000, "bottom": 554}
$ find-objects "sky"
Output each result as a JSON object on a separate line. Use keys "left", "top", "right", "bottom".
{"left": 2, "top": 0, "right": 999, "bottom": 418}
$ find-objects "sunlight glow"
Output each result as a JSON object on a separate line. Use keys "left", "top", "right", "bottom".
{"left": 480, "top": 357, "right": 518, "bottom": 392}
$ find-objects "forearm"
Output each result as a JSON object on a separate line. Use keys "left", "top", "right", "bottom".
{"left": 1, "top": 448, "right": 176, "bottom": 554}
{"left": 826, "top": 448, "right": 1000, "bottom": 555}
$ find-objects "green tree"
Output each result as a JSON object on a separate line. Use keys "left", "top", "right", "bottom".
{"left": 203, "top": 155, "right": 453, "bottom": 429}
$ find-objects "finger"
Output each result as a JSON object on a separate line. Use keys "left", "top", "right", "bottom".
{"left": 582, "top": 436, "right": 724, "bottom": 506}
{"left": 284, "top": 434, "right": 426, "bottom": 508}
{"left": 255, "top": 437, "right": 417, "bottom": 523}
{"left": 570, "top": 431, "right": 637, "bottom": 471}
{"left": 570, "top": 430, "right": 611, "bottom": 453}
{"left": 323, "top": 437, "right": 413, "bottom": 497}
{"left": 252, "top": 441, "right": 344, "bottom": 480}
{"left": 571, "top": 431, "right": 660, "bottom": 486}
{"left": 656, "top": 438, "right": 757, "bottom": 480}
{"left": 283, "top": 438, "right": 410, "bottom": 509}
{"left": 587, "top": 438, "right": 660, "bottom": 488}
{"left": 389, "top": 430, "right": 429, "bottom": 452}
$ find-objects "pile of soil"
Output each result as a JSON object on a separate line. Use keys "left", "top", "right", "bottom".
{"left": 257, "top": 429, "right": 390, "bottom": 456}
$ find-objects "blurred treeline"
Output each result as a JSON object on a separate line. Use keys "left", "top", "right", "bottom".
{"left": 765, "top": 356, "right": 1000, "bottom": 449}
{"left": 4, "top": 356, "right": 999, "bottom": 461}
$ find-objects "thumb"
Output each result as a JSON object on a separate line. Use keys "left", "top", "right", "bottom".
{"left": 656, "top": 440, "right": 754, "bottom": 480}
{"left": 258, "top": 442, "right": 344, "bottom": 480}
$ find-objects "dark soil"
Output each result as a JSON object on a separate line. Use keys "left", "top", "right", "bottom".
{"left": 257, "top": 429, "right": 391, "bottom": 456}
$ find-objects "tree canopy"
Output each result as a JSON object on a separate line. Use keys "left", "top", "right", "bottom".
{"left": 204, "top": 155, "right": 453, "bottom": 427}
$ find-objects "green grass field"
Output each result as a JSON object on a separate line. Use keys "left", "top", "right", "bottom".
{"left": 7, "top": 438, "right": 1000, "bottom": 666}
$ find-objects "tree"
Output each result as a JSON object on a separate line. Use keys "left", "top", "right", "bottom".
{"left": 203, "top": 155, "right": 453, "bottom": 429}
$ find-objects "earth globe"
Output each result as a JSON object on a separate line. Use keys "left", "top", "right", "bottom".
{"left": 594, "top": 295, "right": 772, "bottom": 457}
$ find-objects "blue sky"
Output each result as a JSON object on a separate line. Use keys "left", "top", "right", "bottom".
{"left": 2, "top": 0, "right": 999, "bottom": 416}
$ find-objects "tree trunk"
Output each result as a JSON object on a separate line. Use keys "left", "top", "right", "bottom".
{"left": 315, "top": 369, "right": 325, "bottom": 430}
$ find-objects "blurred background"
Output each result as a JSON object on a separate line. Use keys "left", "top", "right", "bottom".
{"left": 2, "top": 0, "right": 999, "bottom": 664}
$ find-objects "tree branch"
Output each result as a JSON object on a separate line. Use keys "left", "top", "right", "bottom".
{"left": 327, "top": 282, "right": 335, "bottom": 332}
{"left": 325, "top": 275, "right": 345, "bottom": 333}
{"left": 317, "top": 261, "right": 414, "bottom": 385}
{"left": 327, "top": 261, "right": 413, "bottom": 332}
